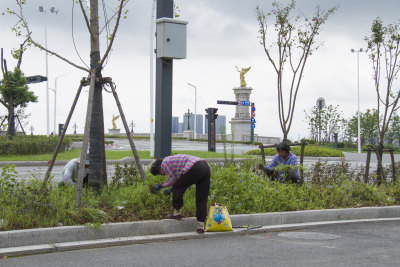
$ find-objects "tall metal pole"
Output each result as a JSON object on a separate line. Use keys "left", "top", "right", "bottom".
{"left": 351, "top": 48, "right": 365, "bottom": 154}
{"left": 149, "top": 0, "right": 156, "bottom": 157}
{"left": 44, "top": 11, "right": 50, "bottom": 136}
{"left": 187, "top": 83, "right": 197, "bottom": 139}
{"left": 54, "top": 75, "right": 66, "bottom": 135}
{"left": 318, "top": 107, "right": 321, "bottom": 145}
{"left": 39, "top": 6, "right": 58, "bottom": 136}
{"left": 357, "top": 51, "right": 361, "bottom": 154}
{"left": 155, "top": 0, "right": 174, "bottom": 158}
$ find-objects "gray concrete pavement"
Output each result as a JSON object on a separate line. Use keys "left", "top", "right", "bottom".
{"left": 2, "top": 220, "right": 399, "bottom": 266}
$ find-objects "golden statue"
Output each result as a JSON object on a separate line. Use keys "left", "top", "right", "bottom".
{"left": 235, "top": 65, "right": 251, "bottom": 87}
{"left": 112, "top": 115, "right": 120, "bottom": 129}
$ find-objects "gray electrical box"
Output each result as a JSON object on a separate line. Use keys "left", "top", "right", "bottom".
{"left": 156, "top": 18, "right": 188, "bottom": 59}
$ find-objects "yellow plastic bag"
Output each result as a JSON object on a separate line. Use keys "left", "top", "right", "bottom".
{"left": 205, "top": 203, "right": 233, "bottom": 232}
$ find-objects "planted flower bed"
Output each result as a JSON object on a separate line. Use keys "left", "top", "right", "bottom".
{"left": 0, "top": 159, "right": 399, "bottom": 231}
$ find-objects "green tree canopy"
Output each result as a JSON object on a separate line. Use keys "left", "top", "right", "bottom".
{"left": 0, "top": 67, "right": 36, "bottom": 108}
{"left": 0, "top": 67, "right": 37, "bottom": 135}
{"left": 346, "top": 109, "right": 379, "bottom": 145}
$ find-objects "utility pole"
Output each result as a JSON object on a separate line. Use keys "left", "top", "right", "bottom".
{"left": 155, "top": 0, "right": 174, "bottom": 158}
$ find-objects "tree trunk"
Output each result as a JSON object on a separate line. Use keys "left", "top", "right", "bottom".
{"left": 88, "top": 0, "right": 107, "bottom": 190}
{"left": 7, "top": 100, "right": 15, "bottom": 136}
{"left": 376, "top": 142, "right": 384, "bottom": 184}
{"left": 282, "top": 132, "right": 288, "bottom": 142}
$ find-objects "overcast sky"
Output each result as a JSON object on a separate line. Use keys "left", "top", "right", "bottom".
{"left": 1, "top": 0, "right": 400, "bottom": 141}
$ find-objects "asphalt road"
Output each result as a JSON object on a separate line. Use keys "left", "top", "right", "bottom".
{"left": 2, "top": 220, "right": 399, "bottom": 266}
{"left": 10, "top": 139, "right": 400, "bottom": 182}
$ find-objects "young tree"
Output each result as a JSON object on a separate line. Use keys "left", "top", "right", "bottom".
{"left": 346, "top": 109, "right": 379, "bottom": 145}
{"left": 386, "top": 113, "right": 400, "bottom": 146}
{"left": 304, "top": 104, "right": 346, "bottom": 143}
{"left": 7, "top": 0, "right": 130, "bottom": 190}
{"left": 365, "top": 18, "right": 400, "bottom": 148}
{"left": 0, "top": 45, "right": 37, "bottom": 137}
{"left": 256, "top": 0, "right": 336, "bottom": 141}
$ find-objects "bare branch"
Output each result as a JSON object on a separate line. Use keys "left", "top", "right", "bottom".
{"left": 77, "top": 0, "right": 95, "bottom": 39}
{"left": 99, "top": 0, "right": 130, "bottom": 35}
{"left": 99, "top": 0, "right": 126, "bottom": 68}
{"left": 29, "top": 39, "right": 90, "bottom": 73}
{"left": 16, "top": 39, "right": 27, "bottom": 69}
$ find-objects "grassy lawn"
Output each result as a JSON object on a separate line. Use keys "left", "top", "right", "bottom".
{"left": 0, "top": 149, "right": 252, "bottom": 161}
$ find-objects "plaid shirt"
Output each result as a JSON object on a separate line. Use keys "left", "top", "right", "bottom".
{"left": 161, "top": 154, "right": 202, "bottom": 187}
{"left": 266, "top": 152, "right": 300, "bottom": 182}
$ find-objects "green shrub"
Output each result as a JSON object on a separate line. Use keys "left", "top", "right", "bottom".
{"left": 1, "top": 159, "right": 399, "bottom": 231}
{"left": 245, "top": 145, "right": 344, "bottom": 157}
{"left": 0, "top": 135, "right": 71, "bottom": 155}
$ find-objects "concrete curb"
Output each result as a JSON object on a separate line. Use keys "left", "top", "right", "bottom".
{"left": 1, "top": 217, "right": 399, "bottom": 258}
{"left": 0, "top": 206, "right": 399, "bottom": 258}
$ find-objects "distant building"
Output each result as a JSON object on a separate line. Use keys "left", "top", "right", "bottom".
{"left": 171, "top": 117, "right": 179, "bottom": 133}
{"left": 205, "top": 115, "right": 226, "bottom": 135}
{"left": 178, "top": 122, "right": 184, "bottom": 133}
{"left": 182, "top": 114, "right": 203, "bottom": 134}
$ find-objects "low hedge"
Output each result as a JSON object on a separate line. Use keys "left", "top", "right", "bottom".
{"left": 245, "top": 145, "right": 344, "bottom": 157}
{"left": 0, "top": 135, "right": 71, "bottom": 155}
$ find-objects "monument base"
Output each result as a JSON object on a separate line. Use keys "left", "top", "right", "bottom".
{"left": 108, "top": 128, "right": 121, "bottom": 135}
{"left": 183, "top": 130, "right": 194, "bottom": 139}
{"left": 230, "top": 118, "right": 251, "bottom": 141}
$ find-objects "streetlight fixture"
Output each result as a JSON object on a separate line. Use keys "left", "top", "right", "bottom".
{"left": 350, "top": 48, "right": 367, "bottom": 154}
{"left": 39, "top": 5, "right": 59, "bottom": 136}
{"left": 187, "top": 83, "right": 197, "bottom": 139}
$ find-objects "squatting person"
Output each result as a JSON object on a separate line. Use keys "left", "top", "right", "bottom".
{"left": 60, "top": 157, "right": 89, "bottom": 185}
{"left": 150, "top": 154, "right": 211, "bottom": 234}
{"left": 259, "top": 142, "right": 300, "bottom": 183}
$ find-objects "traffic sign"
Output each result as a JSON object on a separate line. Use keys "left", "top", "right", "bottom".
{"left": 241, "top": 101, "right": 251, "bottom": 106}
{"left": 251, "top": 124, "right": 256, "bottom": 129}
{"left": 251, "top": 106, "right": 256, "bottom": 112}
{"left": 251, "top": 118, "right": 255, "bottom": 123}
{"left": 251, "top": 112, "right": 255, "bottom": 118}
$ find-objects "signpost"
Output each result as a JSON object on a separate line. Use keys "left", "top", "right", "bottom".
{"left": 217, "top": 100, "right": 255, "bottom": 142}
{"left": 205, "top": 108, "right": 218, "bottom": 152}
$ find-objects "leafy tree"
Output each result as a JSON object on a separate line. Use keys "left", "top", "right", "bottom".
{"left": 346, "top": 109, "right": 379, "bottom": 145}
{"left": 304, "top": 104, "right": 347, "bottom": 143}
{"left": 256, "top": 0, "right": 336, "bottom": 141}
{"left": 6, "top": 0, "right": 142, "bottom": 206}
{"left": 0, "top": 56, "right": 37, "bottom": 136}
{"left": 365, "top": 18, "right": 400, "bottom": 147}
{"left": 386, "top": 114, "right": 400, "bottom": 146}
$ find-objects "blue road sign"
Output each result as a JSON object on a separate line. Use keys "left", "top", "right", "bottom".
{"left": 251, "top": 123, "right": 256, "bottom": 129}
{"left": 241, "top": 101, "right": 251, "bottom": 106}
{"left": 251, "top": 118, "right": 256, "bottom": 123}
{"left": 251, "top": 106, "right": 256, "bottom": 112}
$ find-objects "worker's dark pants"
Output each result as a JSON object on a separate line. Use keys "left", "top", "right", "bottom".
{"left": 172, "top": 161, "right": 210, "bottom": 222}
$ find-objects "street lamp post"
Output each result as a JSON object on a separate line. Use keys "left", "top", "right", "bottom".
{"left": 316, "top": 97, "right": 325, "bottom": 145}
{"left": 187, "top": 83, "right": 197, "bottom": 139}
{"left": 149, "top": 0, "right": 156, "bottom": 157}
{"left": 53, "top": 75, "right": 66, "bottom": 135}
{"left": 39, "top": 6, "right": 59, "bottom": 136}
{"left": 351, "top": 48, "right": 367, "bottom": 154}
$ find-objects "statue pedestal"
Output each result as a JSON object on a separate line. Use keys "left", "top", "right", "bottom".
{"left": 108, "top": 128, "right": 121, "bottom": 135}
{"left": 229, "top": 87, "right": 253, "bottom": 141}
{"left": 183, "top": 130, "right": 194, "bottom": 139}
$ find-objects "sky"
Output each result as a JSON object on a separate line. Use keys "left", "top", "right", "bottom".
{"left": 0, "top": 0, "right": 399, "bottom": 141}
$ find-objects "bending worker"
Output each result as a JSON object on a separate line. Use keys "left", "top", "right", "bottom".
{"left": 150, "top": 154, "right": 210, "bottom": 234}
{"left": 259, "top": 142, "right": 300, "bottom": 183}
{"left": 60, "top": 157, "right": 89, "bottom": 185}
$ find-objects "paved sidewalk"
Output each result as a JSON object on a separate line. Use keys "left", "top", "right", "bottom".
{"left": 1, "top": 206, "right": 399, "bottom": 258}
